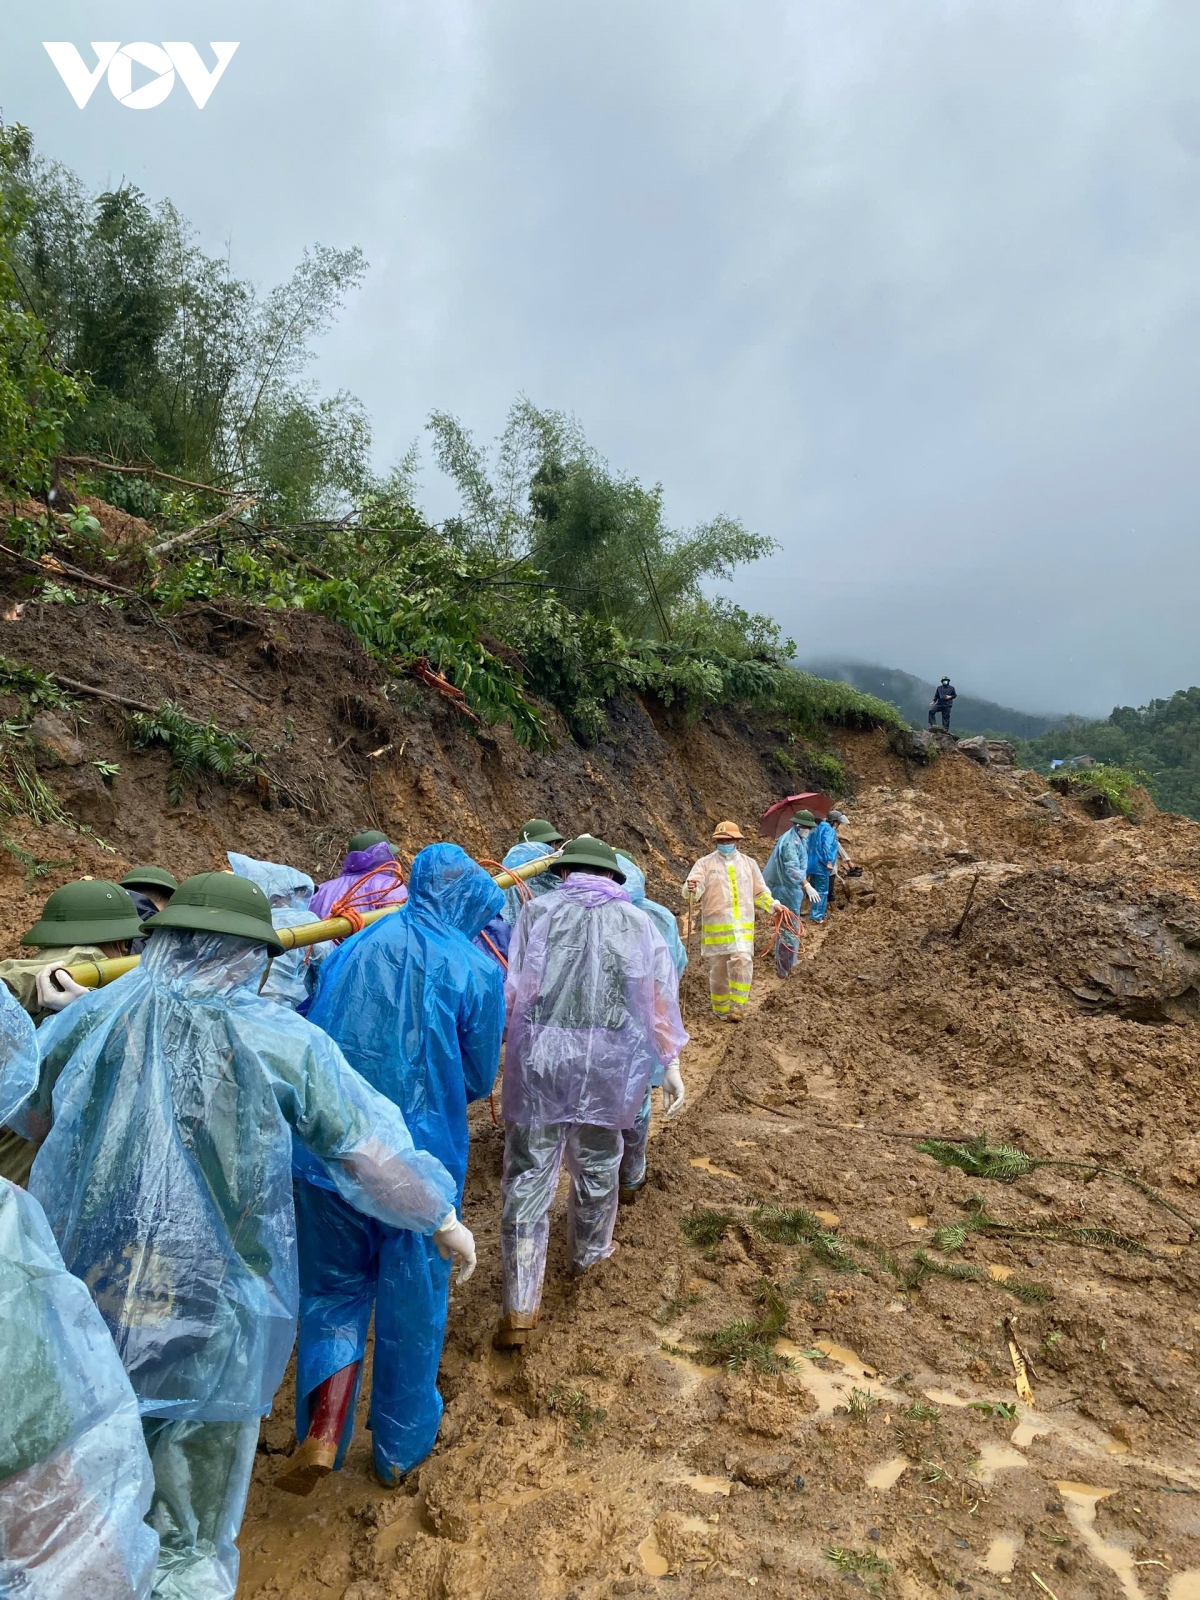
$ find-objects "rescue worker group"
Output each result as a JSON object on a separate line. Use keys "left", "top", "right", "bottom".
{"left": 0, "top": 804, "right": 853, "bottom": 1598}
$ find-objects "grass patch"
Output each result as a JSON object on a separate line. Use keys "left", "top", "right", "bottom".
{"left": 1051, "top": 763, "right": 1149, "bottom": 818}
{"left": 905, "top": 1399, "right": 941, "bottom": 1424}
{"left": 655, "top": 1292, "right": 702, "bottom": 1326}
{"left": 969, "top": 1400, "right": 1017, "bottom": 1420}
{"left": 692, "top": 1282, "right": 792, "bottom": 1374}
{"left": 824, "top": 1545, "right": 891, "bottom": 1589}
{"left": 128, "top": 700, "right": 265, "bottom": 805}
{"left": 751, "top": 1204, "right": 859, "bottom": 1272}
{"left": 680, "top": 1208, "right": 735, "bottom": 1255}
{"left": 846, "top": 1387, "right": 880, "bottom": 1423}
{"left": 546, "top": 1386, "right": 606, "bottom": 1446}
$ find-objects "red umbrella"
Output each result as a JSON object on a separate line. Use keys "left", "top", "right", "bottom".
{"left": 759, "top": 792, "right": 832, "bottom": 839}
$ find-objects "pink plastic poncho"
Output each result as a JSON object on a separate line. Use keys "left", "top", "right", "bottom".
{"left": 502, "top": 874, "right": 688, "bottom": 1129}
{"left": 310, "top": 840, "right": 408, "bottom": 923}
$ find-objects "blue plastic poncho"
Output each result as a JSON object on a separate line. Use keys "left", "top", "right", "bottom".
{"left": 504, "top": 874, "right": 689, "bottom": 1130}
{"left": 13, "top": 928, "right": 457, "bottom": 1426}
{"left": 806, "top": 820, "right": 838, "bottom": 879}
{"left": 227, "top": 851, "right": 331, "bottom": 1010}
{"left": 499, "top": 840, "right": 559, "bottom": 926}
{"left": 0, "top": 983, "right": 158, "bottom": 1599}
{"left": 295, "top": 844, "right": 505, "bottom": 1480}
{"left": 764, "top": 827, "right": 810, "bottom": 915}
{"left": 617, "top": 854, "right": 688, "bottom": 974}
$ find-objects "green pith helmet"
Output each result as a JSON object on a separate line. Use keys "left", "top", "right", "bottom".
{"left": 518, "top": 819, "right": 564, "bottom": 845}
{"left": 119, "top": 865, "right": 179, "bottom": 897}
{"left": 347, "top": 830, "right": 391, "bottom": 853}
{"left": 142, "top": 872, "right": 285, "bottom": 954}
{"left": 791, "top": 810, "right": 817, "bottom": 830}
{"left": 549, "top": 835, "right": 626, "bottom": 883}
{"left": 21, "top": 879, "right": 143, "bottom": 947}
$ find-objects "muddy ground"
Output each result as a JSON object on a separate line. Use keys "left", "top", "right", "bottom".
{"left": 2, "top": 593, "right": 1199, "bottom": 1599}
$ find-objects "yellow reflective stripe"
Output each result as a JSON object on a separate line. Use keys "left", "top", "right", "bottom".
{"left": 727, "top": 861, "right": 741, "bottom": 921}
{"left": 729, "top": 982, "right": 752, "bottom": 993}
{"left": 754, "top": 892, "right": 773, "bottom": 910}
{"left": 731, "top": 994, "right": 750, "bottom": 1006}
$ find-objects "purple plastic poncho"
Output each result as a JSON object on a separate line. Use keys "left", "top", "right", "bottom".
{"left": 503, "top": 874, "right": 688, "bottom": 1129}
{"left": 309, "top": 841, "right": 408, "bottom": 923}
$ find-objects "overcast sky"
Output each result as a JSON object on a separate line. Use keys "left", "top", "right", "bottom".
{"left": 5, "top": 1, "right": 1199, "bottom": 716}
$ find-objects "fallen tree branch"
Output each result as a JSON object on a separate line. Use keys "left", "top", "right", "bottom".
{"left": 48, "top": 675, "right": 158, "bottom": 714}
{"left": 58, "top": 456, "right": 245, "bottom": 499}
{"left": 952, "top": 871, "right": 981, "bottom": 939}
{"left": 0, "top": 540, "right": 143, "bottom": 601}
{"left": 149, "top": 495, "right": 259, "bottom": 558}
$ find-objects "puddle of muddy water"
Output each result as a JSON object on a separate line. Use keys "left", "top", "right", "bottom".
{"left": 773, "top": 1338, "right": 900, "bottom": 1416}
{"left": 982, "top": 1536, "right": 1019, "bottom": 1574}
{"left": 971, "top": 1445, "right": 1028, "bottom": 1486}
{"left": 813, "top": 1209, "right": 840, "bottom": 1228}
{"left": 639, "top": 1532, "right": 669, "bottom": 1576}
{"left": 865, "top": 1456, "right": 908, "bottom": 1490}
{"left": 677, "top": 1475, "right": 733, "bottom": 1496}
{"left": 1057, "top": 1482, "right": 1143, "bottom": 1600}
{"left": 688, "top": 1156, "right": 739, "bottom": 1179}
{"left": 1169, "top": 1575, "right": 1200, "bottom": 1599}
{"left": 906, "top": 1215, "right": 928, "bottom": 1230}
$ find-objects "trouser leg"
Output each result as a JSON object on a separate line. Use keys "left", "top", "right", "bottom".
{"left": 292, "top": 1181, "right": 377, "bottom": 1470}
{"left": 704, "top": 951, "right": 731, "bottom": 1017}
{"left": 565, "top": 1124, "right": 623, "bottom": 1274}
{"left": 727, "top": 953, "right": 753, "bottom": 1018}
{"left": 142, "top": 1419, "right": 259, "bottom": 1600}
{"left": 619, "top": 1090, "right": 652, "bottom": 1191}
{"left": 808, "top": 873, "right": 830, "bottom": 923}
{"left": 775, "top": 923, "right": 799, "bottom": 978}
{"left": 369, "top": 1229, "right": 452, "bottom": 1484}
{"left": 941, "top": 709, "right": 950, "bottom": 728}
{"left": 928, "top": 709, "right": 936, "bottom": 726}
{"left": 500, "top": 1123, "right": 568, "bottom": 1318}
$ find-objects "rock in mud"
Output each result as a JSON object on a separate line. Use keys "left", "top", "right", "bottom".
{"left": 956, "top": 735, "right": 990, "bottom": 765}
{"left": 732, "top": 1451, "right": 794, "bottom": 1487}
{"left": 30, "top": 710, "right": 85, "bottom": 766}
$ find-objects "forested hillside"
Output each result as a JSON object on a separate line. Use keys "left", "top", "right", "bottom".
{"left": 0, "top": 120, "right": 898, "bottom": 782}
{"left": 1015, "top": 689, "right": 1200, "bottom": 820}
{"left": 806, "top": 658, "right": 1065, "bottom": 740}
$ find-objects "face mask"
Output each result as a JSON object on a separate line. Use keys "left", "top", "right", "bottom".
{"left": 716, "top": 842, "right": 737, "bottom": 856}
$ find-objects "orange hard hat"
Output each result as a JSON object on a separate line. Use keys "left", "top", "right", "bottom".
{"left": 712, "top": 820, "right": 743, "bottom": 841}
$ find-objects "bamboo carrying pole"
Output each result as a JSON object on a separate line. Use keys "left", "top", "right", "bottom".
{"left": 62, "top": 852, "right": 561, "bottom": 990}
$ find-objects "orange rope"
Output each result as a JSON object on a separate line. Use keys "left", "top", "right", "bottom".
{"left": 479, "top": 930, "right": 508, "bottom": 969}
{"left": 760, "top": 903, "right": 805, "bottom": 959}
{"left": 327, "top": 862, "right": 406, "bottom": 923}
{"left": 477, "top": 857, "right": 535, "bottom": 906}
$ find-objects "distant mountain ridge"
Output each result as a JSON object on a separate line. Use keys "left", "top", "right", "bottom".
{"left": 803, "top": 660, "right": 1066, "bottom": 740}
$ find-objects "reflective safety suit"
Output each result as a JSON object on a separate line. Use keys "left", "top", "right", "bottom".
{"left": 0, "top": 984, "right": 158, "bottom": 1599}
{"left": 763, "top": 827, "right": 810, "bottom": 978}
{"left": 500, "top": 874, "right": 688, "bottom": 1324}
{"left": 616, "top": 855, "right": 687, "bottom": 1191}
{"left": 682, "top": 849, "right": 772, "bottom": 1018}
{"left": 298, "top": 844, "right": 505, "bottom": 1482}
{"left": 4, "top": 929, "right": 457, "bottom": 1600}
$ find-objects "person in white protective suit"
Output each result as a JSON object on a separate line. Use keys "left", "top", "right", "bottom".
{"left": 495, "top": 835, "right": 688, "bottom": 1349}
{"left": 682, "top": 821, "right": 780, "bottom": 1021}
{"left": 1, "top": 871, "right": 474, "bottom": 1600}
{"left": 0, "top": 979, "right": 159, "bottom": 1599}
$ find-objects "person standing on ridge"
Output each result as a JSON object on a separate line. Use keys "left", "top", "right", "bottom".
{"left": 495, "top": 836, "right": 687, "bottom": 1348}
{"left": 499, "top": 818, "right": 564, "bottom": 926}
{"left": 682, "top": 822, "right": 778, "bottom": 1020}
{"left": 763, "top": 812, "right": 820, "bottom": 976}
{"left": 928, "top": 677, "right": 957, "bottom": 729}
{"left": 284, "top": 844, "right": 504, "bottom": 1493}
{"left": 309, "top": 830, "right": 408, "bottom": 929}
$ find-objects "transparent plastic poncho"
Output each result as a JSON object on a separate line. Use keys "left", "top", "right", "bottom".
{"left": 764, "top": 828, "right": 809, "bottom": 915}
{"left": 0, "top": 983, "right": 158, "bottom": 1599}
{"left": 503, "top": 874, "right": 689, "bottom": 1129}
{"left": 10, "top": 928, "right": 456, "bottom": 1424}
{"left": 617, "top": 854, "right": 687, "bottom": 974}
{"left": 227, "top": 851, "right": 332, "bottom": 1010}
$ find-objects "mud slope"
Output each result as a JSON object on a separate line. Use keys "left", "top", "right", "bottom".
{"left": 237, "top": 748, "right": 1200, "bottom": 1600}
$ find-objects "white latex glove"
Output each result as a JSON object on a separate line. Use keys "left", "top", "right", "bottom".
{"left": 433, "top": 1210, "right": 477, "bottom": 1284}
{"left": 661, "top": 1058, "right": 685, "bottom": 1119}
{"left": 803, "top": 882, "right": 820, "bottom": 904}
{"left": 35, "top": 963, "right": 88, "bottom": 1012}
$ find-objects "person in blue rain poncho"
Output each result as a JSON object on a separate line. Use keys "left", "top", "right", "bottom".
{"left": 1, "top": 872, "right": 471, "bottom": 1600}
{"left": 803, "top": 816, "right": 838, "bottom": 924}
{"left": 615, "top": 853, "right": 687, "bottom": 1200}
{"left": 498, "top": 818, "right": 564, "bottom": 925}
{"left": 227, "top": 850, "right": 332, "bottom": 1009}
{"left": 0, "top": 982, "right": 158, "bottom": 1599}
{"left": 286, "top": 843, "right": 505, "bottom": 1494}
{"left": 763, "top": 811, "right": 820, "bottom": 978}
